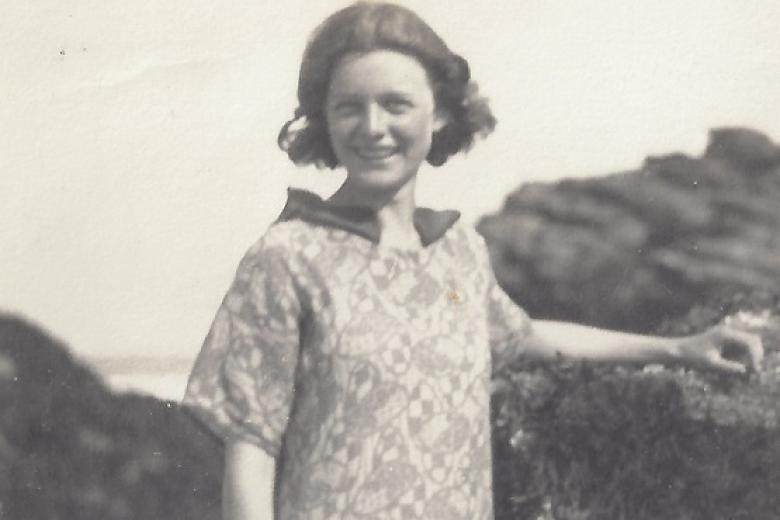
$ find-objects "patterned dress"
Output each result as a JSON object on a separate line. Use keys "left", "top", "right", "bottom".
{"left": 183, "top": 189, "right": 532, "bottom": 520}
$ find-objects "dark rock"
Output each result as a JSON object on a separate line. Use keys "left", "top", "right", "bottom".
{"left": 705, "top": 127, "right": 780, "bottom": 172}
{"left": 0, "top": 314, "right": 223, "bottom": 520}
{"left": 479, "top": 127, "right": 780, "bottom": 332}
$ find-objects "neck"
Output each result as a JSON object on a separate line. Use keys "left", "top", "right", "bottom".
{"left": 328, "top": 178, "right": 420, "bottom": 248}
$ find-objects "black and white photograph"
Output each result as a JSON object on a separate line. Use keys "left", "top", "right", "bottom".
{"left": 2, "top": 1, "right": 779, "bottom": 518}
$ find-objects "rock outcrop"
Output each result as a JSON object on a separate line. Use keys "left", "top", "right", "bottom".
{"left": 479, "top": 127, "right": 780, "bottom": 332}
{"left": 0, "top": 315, "right": 222, "bottom": 520}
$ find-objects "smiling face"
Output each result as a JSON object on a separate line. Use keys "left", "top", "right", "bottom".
{"left": 325, "top": 49, "right": 446, "bottom": 197}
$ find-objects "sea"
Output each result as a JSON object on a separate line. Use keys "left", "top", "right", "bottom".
{"left": 86, "top": 355, "right": 193, "bottom": 402}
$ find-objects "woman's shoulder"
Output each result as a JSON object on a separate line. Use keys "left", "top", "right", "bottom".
{"left": 445, "top": 220, "right": 491, "bottom": 253}
{"left": 238, "top": 220, "right": 318, "bottom": 266}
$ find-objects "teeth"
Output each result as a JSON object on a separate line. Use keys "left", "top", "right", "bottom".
{"left": 356, "top": 148, "right": 396, "bottom": 160}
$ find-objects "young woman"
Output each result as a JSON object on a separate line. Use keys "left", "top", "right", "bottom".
{"left": 183, "top": 3, "right": 763, "bottom": 519}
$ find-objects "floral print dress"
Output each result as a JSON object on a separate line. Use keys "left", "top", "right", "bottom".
{"left": 183, "top": 189, "right": 532, "bottom": 520}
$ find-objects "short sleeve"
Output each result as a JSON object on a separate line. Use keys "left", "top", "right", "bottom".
{"left": 486, "top": 265, "right": 534, "bottom": 374}
{"left": 182, "top": 237, "right": 302, "bottom": 457}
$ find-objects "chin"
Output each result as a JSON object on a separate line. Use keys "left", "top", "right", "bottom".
{"left": 349, "top": 168, "right": 415, "bottom": 191}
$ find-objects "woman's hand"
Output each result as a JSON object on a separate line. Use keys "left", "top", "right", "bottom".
{"left": 676, "top": 324, "right": 764, "bottom": 374}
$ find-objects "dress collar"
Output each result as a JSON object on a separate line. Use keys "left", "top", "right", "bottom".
{"left": 276, "top": 188, "right": 461, "bottom": 247}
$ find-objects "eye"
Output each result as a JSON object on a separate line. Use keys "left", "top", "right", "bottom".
{"left": 330, "top": 100, "right": 361, "bottom": 117}
{"left": 382, "top": 97, "right": 413, "bottom": 114}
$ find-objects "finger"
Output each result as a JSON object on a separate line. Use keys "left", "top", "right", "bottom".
{"left": 705, "top": 351, "right": 747, "bottom": 374}
{"left": 747, "top": 337, "right": 764, "bottom": 371}
{"left": 716, "top": 326, "right": 762, "bottom": 362}
{"left": 718, "top": 327, "right": 765, "bottom": 371}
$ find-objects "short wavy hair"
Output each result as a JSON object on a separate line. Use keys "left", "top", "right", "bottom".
{"left": 278, "top": 1, "right": 497, "bottom": 168}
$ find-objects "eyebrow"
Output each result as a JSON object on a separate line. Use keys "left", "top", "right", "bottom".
{"left": 328, "top": 88, "right": 417, "bottom": 101}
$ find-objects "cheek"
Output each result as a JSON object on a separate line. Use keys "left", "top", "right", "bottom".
{"left": 326, "top": 118, "right": 353, "bottom": 150}
{"left": 397, "top": 115, "right": 435, "bottom": 150}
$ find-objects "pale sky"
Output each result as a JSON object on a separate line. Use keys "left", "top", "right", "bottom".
{"left": 2, "top": 0, "right": 779, "bottom": 362}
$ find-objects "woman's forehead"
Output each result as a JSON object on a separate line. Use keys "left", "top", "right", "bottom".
{"left": 327, "top": 49, "right": 435, "bottom": 97}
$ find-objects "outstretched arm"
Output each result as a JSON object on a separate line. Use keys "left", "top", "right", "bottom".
{"left": 524, "top": 320, "right": 764, "bottom": 374}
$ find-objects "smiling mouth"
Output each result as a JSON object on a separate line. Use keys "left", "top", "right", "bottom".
{"left": 354, "top": 147, "right": 397, "bottom": 161}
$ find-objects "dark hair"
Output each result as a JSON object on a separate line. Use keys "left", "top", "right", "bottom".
{"left": 278, "top": 1, "right": 496, "bottom": 168}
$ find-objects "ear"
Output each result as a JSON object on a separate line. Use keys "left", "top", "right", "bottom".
{"left": 433, "top": 108, "right": 450, "bottom": 133}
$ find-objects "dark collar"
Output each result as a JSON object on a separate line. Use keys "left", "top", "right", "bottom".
{"left": 276, "top": 188, "right": 461, "bottom": 246}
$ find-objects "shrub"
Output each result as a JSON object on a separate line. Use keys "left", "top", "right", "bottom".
{"left": 492, "top": 291, "right": 780, "bottom": 520}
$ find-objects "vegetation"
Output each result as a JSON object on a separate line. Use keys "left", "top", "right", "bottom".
{"left": 492, "top": 291, "right": 780, "bottom": 520}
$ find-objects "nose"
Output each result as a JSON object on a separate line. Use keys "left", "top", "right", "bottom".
{"left": 360, "top": 103, "right": 387, "bottom": 137}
